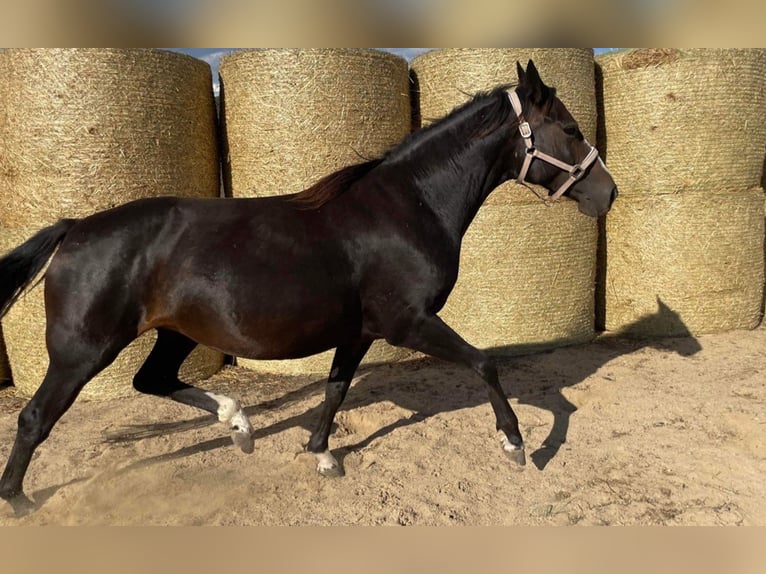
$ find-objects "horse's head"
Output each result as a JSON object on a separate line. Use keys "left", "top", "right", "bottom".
{"left": 510, "top": 60, "right": 617, "bottom": 217}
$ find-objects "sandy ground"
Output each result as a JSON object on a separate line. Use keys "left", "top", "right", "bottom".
{"left": 0, "top": 324, "right": 764, "bottom": 526}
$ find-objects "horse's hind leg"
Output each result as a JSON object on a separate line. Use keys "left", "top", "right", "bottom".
{"left": 306, "top": 338, "right": 372, "bottom": 476}
{"left": 132, "top": 328, "right": 254, "bottom": 453}
{"left": 0, "top": 336, "right": 132, "bottom": 516}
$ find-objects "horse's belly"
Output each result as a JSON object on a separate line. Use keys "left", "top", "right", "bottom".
{"left": 175, "top": 290, "right": 358, "bottom": 361}
{"left": 227, "top": 312, "right": 348, "bottom": 360}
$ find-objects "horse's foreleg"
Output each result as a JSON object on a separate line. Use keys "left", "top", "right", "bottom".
{"left": 132, "top": 328, "right": 254, "bottom": 453}
{"left": 387, "top": 313, "right": 526, "bottom": 466}
{"left": 306, "top": 338, "right": 372, "bottom": 476}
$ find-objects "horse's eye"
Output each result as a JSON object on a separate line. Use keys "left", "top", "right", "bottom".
{"left": 563, "top": 125, "right": 579, "bottom": 137}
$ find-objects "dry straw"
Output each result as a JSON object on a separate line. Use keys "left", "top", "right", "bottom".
{"left": 0, "top": 228, "right": 224, "bottom": 399}
{"left": 596, "top": 48, "right": 766, "bottom": 195}
{"left": 235, "top": 344, "right": 417, "bottom": 379}
{"left": 219, "top": 48, "right": 412, "bottom": 197}
{"left": 0, "top": 49, "right": 224, "bottom": 398}
{"left": 0, "top": 48, "right": 220, "bottom": 226}
{"left": 440, "top": 183, "right": 598, "bottom": 353}
{"left": 604, "top": 189, "right": 765, "bottom": 336}
{"left": 0, "top": 53, "right": 8, "bottom": 382}
{"left": 218, "top": 48, "right": 414, "bottom": 375}
{"left": 411, "top": 48, "right": 598, "bottom": 145}
{"left": 411, "top": 49, "right": 600, "bottom": 352}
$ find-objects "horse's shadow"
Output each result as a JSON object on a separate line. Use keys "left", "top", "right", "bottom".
{"left": 109, "top": 298, "right": 701, "bottom": 473}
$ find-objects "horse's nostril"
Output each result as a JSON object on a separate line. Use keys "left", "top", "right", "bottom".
{"left": 610, "top": 186, "right": 618, "bottom": 204}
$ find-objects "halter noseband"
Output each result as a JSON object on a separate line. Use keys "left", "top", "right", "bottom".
{"left": 508, "top": 89, "right": 599, "bottom": 204}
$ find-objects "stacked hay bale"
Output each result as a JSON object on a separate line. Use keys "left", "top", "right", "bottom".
{"left": 219, "top": 48, "right": 414, "bottom": 376}
{"left": 0, "top": 52, "right": 9, "bottom": 382}
{"left": 411, "top": 48, "right": 600, "bottom": 353}
{"left": 598, "top": 49, "right": 766, "bottom": 336}
{"left": 0, "top": 48, "right": 224, "bottom": 399}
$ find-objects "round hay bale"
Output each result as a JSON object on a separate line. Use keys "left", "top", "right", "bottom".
{"left": 410, "top": 48, "right": 598, "bottom": 146}
{"left": 0, "top": 227, "right": 224, "bottom": 400}
{"left": 0, "top": 48, "right": 220, "bottom": 227}
{"left": 411, "top": 49, "right": 600, "bottom": 351}
{"left": 219, "top": 48, "right": 411, "bottom": 198}
{"left": 236, "top": 343, "right": 417, "bottom": 379}
{"left": 0, "top": 53, "right": 9, "bottom": 382}
{"left": 439, "top": 182, "right": 598, "bottom": 353}
{"left": 0, "top": 49, "right": 224, "bottom": 399}
{"left": 596, "top": 48, "right": 766, "bottom": 195}
{"left": 604, "top": 189, "right": 765, "bottom": 336}
{"left": 218, "top": 48, "right": 415, "bottom": 374}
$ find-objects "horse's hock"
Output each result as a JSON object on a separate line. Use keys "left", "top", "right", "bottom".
{"left": 411, "top": 48, "right": 600, "bottom": 353}
{"left": 597, "top": 49, "right": 766, "bottom": 336}
{"left": 218, "top": 48, "right": 416, "bottom": 375}
{"left": 0, "top": 49, "right": 224, "bottom": 399}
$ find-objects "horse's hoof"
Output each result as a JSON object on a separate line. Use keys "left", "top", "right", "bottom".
{"left": 7, "top": 493, "right": 36, "bottom": 517}
{"left": 504, "top": 446, "right": 527, "bottom": 466}
{"left": 231, "top": 430, "right": 255, "bottom": 454}
{"left": 314, "top": 450, "right": 344, "bottom": 477}
{"left": 318, "top": 464, "right": 344, "bottom": 478}
{"left": 499, "top": 434, "right": 526, "bottom": 466}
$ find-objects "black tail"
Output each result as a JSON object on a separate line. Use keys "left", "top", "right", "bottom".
{"left": 0, "top": 219, "right": 78, "bottom": 319}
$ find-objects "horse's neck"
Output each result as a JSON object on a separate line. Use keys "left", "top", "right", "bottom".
{"left": 412, "top": 131, "right": 510, "bottom": 242}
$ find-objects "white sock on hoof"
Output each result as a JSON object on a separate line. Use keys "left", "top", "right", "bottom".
{"left": 315, "top": 450, "right": 338, "bottom": 472}
{"left": 206, "top": 392, "right": 253, "bottom": 434}
{"left": 499, "top": 431, "right": 524, "bottom": 452}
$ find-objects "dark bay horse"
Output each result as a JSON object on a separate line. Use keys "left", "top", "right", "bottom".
{"left": 0, "top": 60, "right": 617, "bottom": 515}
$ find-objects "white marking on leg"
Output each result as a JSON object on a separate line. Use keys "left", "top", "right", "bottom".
{"left": 315, "top": 450, "right": 338, "bottom": 473}
{"left": 205, "top": 392, "right": 253, "bottom": 434}
{"left": 498, "top": 431, "right": 524, "bottom": 453}
{"left": 230, "top": 410, "right": 252, "bottom": 434}
{"left": 205, "top": 392, "right": 255, "bottom": 454}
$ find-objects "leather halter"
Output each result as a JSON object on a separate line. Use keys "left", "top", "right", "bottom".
{"left": 508, "top": 89, "right": 599, "bottom": 203}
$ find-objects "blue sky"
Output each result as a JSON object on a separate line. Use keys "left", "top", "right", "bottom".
{"left": 170, "top": 48, "right": 614, "bottom": 94}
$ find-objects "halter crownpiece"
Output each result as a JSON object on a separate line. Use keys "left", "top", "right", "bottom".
{"left": 508, "top": 89, "right": 600, "bottom": 204}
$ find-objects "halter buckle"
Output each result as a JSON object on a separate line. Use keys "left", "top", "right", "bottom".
{"left": 569, "top": 164, "right": 585, "bottom": 180}
{"left": 518, "top": 121, "right": 532, "bottom": 139}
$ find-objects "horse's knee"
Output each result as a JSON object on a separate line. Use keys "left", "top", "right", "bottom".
{"left": 474, "top": 356, "right": 498, "bottom": 382}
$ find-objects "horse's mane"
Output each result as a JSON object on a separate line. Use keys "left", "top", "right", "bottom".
{"left": 288, "top": 84, "right": 518, "bottom": 210}
{"left": 288, "top": 158, "right": 384, "bottom": 210}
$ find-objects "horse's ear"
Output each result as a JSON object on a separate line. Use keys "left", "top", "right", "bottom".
{"left": 524, "top": 59, "right": 552, "bottom": 105}
{"left": 516, "top": 61, "right": 526, "bottom": 85}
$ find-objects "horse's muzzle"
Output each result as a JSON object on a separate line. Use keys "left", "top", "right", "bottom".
{"left": 576, "top": 185, "right": 618, "bottom": 218}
